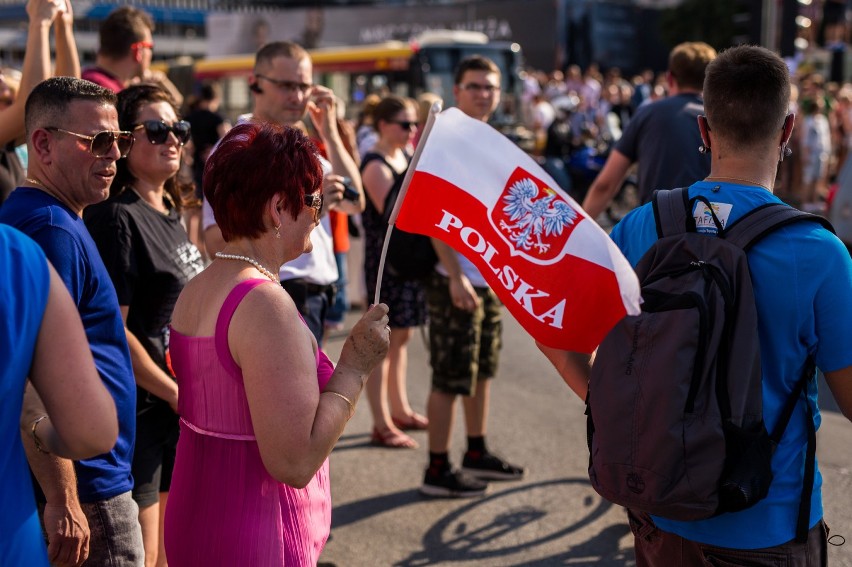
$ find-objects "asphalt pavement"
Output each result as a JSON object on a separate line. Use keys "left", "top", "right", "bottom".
{"left": 317, "top": 305, "right": 852, "bottom": 567}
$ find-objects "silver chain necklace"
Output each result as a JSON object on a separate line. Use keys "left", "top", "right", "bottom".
{"left": 214, "top": 252, "right": 278, "bottom": 284}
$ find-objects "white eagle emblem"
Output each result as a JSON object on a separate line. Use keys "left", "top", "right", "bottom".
{"left": 499, "top": 178, "right": 577, "bottom": 254}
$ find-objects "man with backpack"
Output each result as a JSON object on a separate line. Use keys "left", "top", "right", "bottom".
{"left": 539, "top": 45, "right": 852, "bottom": 564}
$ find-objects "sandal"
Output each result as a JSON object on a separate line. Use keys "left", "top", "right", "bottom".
{"left": 392, "top": 413, "right": 429, "bottom": 431}
{"left": 371, "top": 427, "right": 419, "bottom": 449}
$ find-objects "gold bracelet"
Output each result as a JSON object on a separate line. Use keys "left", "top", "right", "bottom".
{"left": 31, "top": 415, "right": 50, "bottom": 454}
{"left": 322, "top": 390, "right": 355, "bottom": 420}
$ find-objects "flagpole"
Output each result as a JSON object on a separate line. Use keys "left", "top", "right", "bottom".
{"left": 373, "top": 100, "right": 443, "bottom": 306}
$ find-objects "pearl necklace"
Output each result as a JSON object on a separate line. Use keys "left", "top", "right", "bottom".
{"left": 214, "top": 252, "right": 279, "bottom": 284}
{"left": 704, "top": 176, "right": 772, "bottom": 192}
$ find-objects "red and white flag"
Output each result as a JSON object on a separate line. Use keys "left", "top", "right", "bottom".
{"left": 388, "top": 107, "right": 641, "bottom": 353}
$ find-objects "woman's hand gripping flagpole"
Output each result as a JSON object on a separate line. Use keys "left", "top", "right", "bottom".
{"left": 373, "top": 100, "right": 443, "bottom": 306}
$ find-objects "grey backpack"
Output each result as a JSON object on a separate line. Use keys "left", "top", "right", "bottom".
{"left": 587, "top": 188, "right": 831, "bottom": 541}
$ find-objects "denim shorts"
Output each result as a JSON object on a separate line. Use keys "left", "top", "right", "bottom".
{"left": 628, "top": 508, "right": 828, "bottom": 566}
{"left": 40, "top": 491, "right": 144, "bottom": 566}
{"left": 426, "top": 272, "right": 502, "bottom": 396}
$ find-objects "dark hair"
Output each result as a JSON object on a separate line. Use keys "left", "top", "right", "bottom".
{"left": 204, "top": 122, "right": 323, "bottom": 242}
{"left": 255, "top": 41, "right": 309, "bottom": 72}
{"left": 25, "top": 77, "right": 116, "bottom": 136}
{"left": 113, "top": 84, "right": 193, "bottom": 212}
{"left": 98, "top": 7, "right": 154, "bottom": 59}
{"left": 668, "top": 42, "right": 716, "bottom": 91}
{"left": 199, "top": 83, "right": 220, "bottom": 102}
{"left": 703, "top": 45, "right": 790, "bottom": 149}
{"left": 453, "top": 55, "right": 501, "bottom": 85}
{"left": 372, "top": 94, "right": 411, "bottom": 127}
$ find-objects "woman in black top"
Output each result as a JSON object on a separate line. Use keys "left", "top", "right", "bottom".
{"left": 84, "top": 84, "right": 204, "bottom": 566}
{"left": 361, "top": 94, "right": 428, "bottom": 448}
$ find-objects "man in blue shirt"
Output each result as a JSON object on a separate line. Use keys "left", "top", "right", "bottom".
{"left": 0, "top": 77, "right": 142, "bottom": 566}
{"left": 540, "top": 46, "right": 852, "bottom": 563}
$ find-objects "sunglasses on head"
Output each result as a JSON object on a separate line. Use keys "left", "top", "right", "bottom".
{"left": 133, "top": 120, "right": 191, "bottom": 146}
{"left": 46, "top": 127, "right": 134, "bottom": 158}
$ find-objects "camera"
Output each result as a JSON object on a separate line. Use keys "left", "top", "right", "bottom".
{"left": 341, "top": 177, "right": 360, "bottom": 201}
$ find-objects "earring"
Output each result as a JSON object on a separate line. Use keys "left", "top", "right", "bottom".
{"left": 274, "top": 224, "right": 281, "bottom": 239}
{"left": 779, "top": 144, "right": 792, "bottom": 162}
{"left": 698, "top": 144, "right": 710, "bottom": 154}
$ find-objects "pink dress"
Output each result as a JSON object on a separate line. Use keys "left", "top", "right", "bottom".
{"left": 164, "top": 279, "right": 334, "bottom": 566}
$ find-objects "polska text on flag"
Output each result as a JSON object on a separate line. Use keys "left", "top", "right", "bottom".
{"left": 393, "top": 108, "right": 641, "bottom": 353}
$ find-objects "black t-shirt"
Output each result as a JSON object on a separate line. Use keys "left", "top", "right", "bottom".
{"left": 85, "top": 188, "right": 204, "bottom": 407}
{"left": 614, "top": 93, "right": 710, "bottom": 203}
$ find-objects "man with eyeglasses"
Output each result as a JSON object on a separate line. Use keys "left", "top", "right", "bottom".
{"left": 420, "top": 55, "right": 525, "bottom": 499}
{"left": 0, "top": 77, "right": 143, "bottom": 566}
{"left": 203, "top": 41, "right": 364, "bottom": 344}
{"left": 82, "top": 6, "right": 183, "bottom": 106}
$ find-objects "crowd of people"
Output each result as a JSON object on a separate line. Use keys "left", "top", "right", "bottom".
{"left": 519, "top": 44, "right": 852, "bottom": 216}
{"left": 0, "top": 2, "right": 850, "bottom": 567}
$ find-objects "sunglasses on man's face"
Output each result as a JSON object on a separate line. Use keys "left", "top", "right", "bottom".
{"left": 133, "top": 120, "right": 191, "bottom": 146}
{"left": 46, "top": 127, "right": 134, "bottom": 158}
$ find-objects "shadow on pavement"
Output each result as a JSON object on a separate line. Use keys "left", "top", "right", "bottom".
{"left": 333, "top": 478, "right": 620, "bottom": 566}
{"left": 510, "top": 523, "right": 635, "bottom": 566}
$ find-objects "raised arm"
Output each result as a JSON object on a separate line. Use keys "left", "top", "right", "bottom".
{"left": 308, "top": 86, "right": 365, "bottom": 215}
{"left": 54, "top": 0, "right": 80, "bottom": 78}
{"left": 0, "top": 0, "right": 61, "bottom": 145}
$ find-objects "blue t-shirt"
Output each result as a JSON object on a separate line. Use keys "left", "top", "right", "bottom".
{"left": 0, "top": 187, "right": 136, "bottom": 502}
{"left": 0, "top": 225, "right": 51, "bottom": 566}
{"left": 610, "top": 181, "right": 852, "bottom": 549}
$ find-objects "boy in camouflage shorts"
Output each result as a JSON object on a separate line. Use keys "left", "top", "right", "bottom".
{"left": 420, "top": 55, "right": 525, "bottom": 498}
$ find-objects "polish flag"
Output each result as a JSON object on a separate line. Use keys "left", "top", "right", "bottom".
{"left": 387, "top": 107, "right": 641, "bottom": 353}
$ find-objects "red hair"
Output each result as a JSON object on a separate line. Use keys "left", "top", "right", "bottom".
{"left": 204, "top": 122, "right": 322, "bottom": 241}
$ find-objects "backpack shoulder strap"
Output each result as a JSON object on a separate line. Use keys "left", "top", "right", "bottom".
{"left": 653, "top": 187, "right": 725, "bottom": 238}
{"left": 723, "top": 203, "right": 835, "bottom": 252}
{"left": 652, "top": 187, "right": 691, "bottom": 238}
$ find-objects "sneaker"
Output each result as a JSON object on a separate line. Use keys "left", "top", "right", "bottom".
{"left": 420, "top": 467, "right": 488, "bottom": 498}
{"left": 461, "top": 451, "right": 525, "bottom": 481}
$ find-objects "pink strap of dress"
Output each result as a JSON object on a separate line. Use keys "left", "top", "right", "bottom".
{"left": 214, "top": 278, "right": 272, "bottom": 383}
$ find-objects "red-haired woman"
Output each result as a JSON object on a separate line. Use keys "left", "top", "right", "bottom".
{"left": 163, "top": 122, "right": 389, "bottom": 566}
